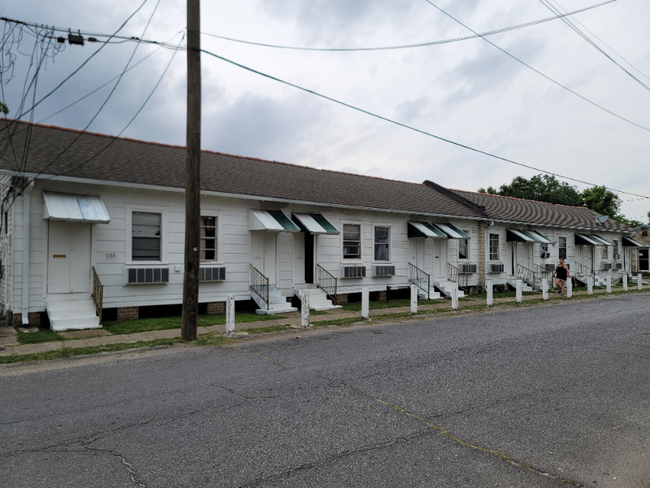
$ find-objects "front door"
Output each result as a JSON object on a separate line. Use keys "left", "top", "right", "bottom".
{"left": 432, "top": 239, "right": 444, "bottom": 279}
{"left": 251, "top": 232, "right": 278, "bottom": 285}
{"left": 48, "top": 221, "right": 91, "bottom": 294}
{"left": 639, "top": 249, "right": 649, "bottom": 271}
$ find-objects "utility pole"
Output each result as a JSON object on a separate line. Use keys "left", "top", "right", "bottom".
{"left": 181, "top": 0, "right": 201, "bottom": 340}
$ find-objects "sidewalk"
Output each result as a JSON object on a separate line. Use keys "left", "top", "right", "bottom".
{"left": 0, "top": 286, "right": 644, "bottom": 359}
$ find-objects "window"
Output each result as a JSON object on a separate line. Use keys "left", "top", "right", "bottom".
{"left": 559, "top": 237, "right": 567, "bottom": 259}
{"left": 602, "top": 245, "right": 608, "bottom": 260}
{"left": 613, "top": 240, "right": 619, "bottom": 260}
{"left": 489, "top": 233, "right": 499, "bottom": 260}
{"left": 643, "top": 229, "right": 648, "bottom": 237}
{"left": 200, "top": 216, "right": 217, "bottom": 261}
{"left": 132, "top": 212, "right": 161, "bottom": 261}
{"left": 459, "top": 237, "right": 469, "bottom": 260}
{"left": 343, "top": 224, "right": 361, "bottom": 259}
{"left": 374, "top": 227, "right": 390, "bottom": 261}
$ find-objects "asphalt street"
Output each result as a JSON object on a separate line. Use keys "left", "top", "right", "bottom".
{"left": 2, "top": 294, "right": 649, "bottom": 487}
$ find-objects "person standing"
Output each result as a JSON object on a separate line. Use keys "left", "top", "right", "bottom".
{"left": 553, "top": 258, "right": 570, "bottom": 296}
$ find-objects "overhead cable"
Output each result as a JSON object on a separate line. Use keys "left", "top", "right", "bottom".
{"left": 421, "top": 0, "right": 650, "bottom": 133}
{"left": 200, "top": 0, "right": 615, "bottom": 52}
{"left": 200, "top": 48, "right": 649, "bottom": 201}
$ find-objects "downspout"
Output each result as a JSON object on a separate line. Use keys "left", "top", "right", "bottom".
{"left": 21, "top": 181, "right": 34, "bottom": 325}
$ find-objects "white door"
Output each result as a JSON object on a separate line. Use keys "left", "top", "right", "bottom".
{"left": 251, "top": 232, "right": 278, "bottom": 285}
{"left": 293, "top": 233, "right": 305, "bottom": 285}
{"left": 48, "top": 221, "right": 91, "bottom": 294}
{"left": 432, "top": 239, "right": 444, "bottom": 279}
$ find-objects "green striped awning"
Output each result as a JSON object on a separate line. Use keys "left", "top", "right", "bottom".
{"left": 408, "top": 221, "right": 447, "bottom": 238}
{"left": 292, "top": 213, "right": 340, "bottom": 235}
{"left": 249, "top": 209, "right": 300, "bottom": 232}
{"left": 434, "top": 223, "right": 470, "bottom": 239}
{"left": 623, "top": 236, "right": 645, "bottom": 247}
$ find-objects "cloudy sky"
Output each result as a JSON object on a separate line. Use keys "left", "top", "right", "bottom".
{"left": 3, "top": 0, "right": 650, "bottom": 221}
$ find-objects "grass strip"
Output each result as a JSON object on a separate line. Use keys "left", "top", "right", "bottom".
{"left": 1, "top": 335, "right": 236, "bottom": 365}
{"left": 241, "top": 324, "right": 293, "bottom": 335}
{"left": 17, "top": 330, "right": 67, "bottom": 344}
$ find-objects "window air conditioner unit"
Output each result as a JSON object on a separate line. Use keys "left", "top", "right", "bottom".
{"left": 489, "top": 263, "right": 504, "bottom": 273}
{"left": 199, "top": 266, "right": 226, "bottom": 282}
{"left": 340, "top": 265, "right": 366, "bottom": 279}
{"left": 601, "top": 262, "right": 612, "bottom": 270}
{"left": 373, "top": 265, "right": 396, "bottom": 277}
{"left": 460, "top": 264, "right": 477, "bottom": 273}
{"left": 540, "top": 251, "right": 551, "bottom": 259}
{"left": 615, "top": 263, "right": 623, "bottom": 270}
{"left": 127, "top": 267, "right": 170, "bottom": 284}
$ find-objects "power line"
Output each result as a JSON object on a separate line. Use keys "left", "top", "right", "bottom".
{"left": 420, "top": 0, "right": 650, "bottom": 133}
{"left": 538, "top": 0, "right": 650, "bottom": 92}
{"left": 200, "top": 48, "right": 649, "bottom": 201}
{"left": 200, "top": 0, "right": 615, "bottom": 52}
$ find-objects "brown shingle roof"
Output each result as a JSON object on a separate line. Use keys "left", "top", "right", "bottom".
{"left": 450, "top": 189, "right": 633, "bottom": 232}
{"left": 0, "top": 121, "right": 482, "bottom": 219}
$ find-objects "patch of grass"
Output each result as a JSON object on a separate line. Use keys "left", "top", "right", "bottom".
{"left": 0, "top": 337, "right": 186, "bottom": 364}
{"left": 17, "top": 329, "right": 66, "bottom": 344}
{"left": 311, "top": 316, "right": 365, "bottom": 328}
{"left": 241, "top": 324, "right": 293, "bottom": 334}
{"left": 309, "top": 310, "right": 330, "bottom": 316}
{"left": 193, "top": 333, "right": 237, "bottom": 346}
{"left": 103, "top": 312, "right": 279, "bottom": 335}
{"left": 340, "top": 298, "right": 440, "bottom": 312}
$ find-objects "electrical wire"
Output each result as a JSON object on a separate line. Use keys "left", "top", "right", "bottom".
{"left": 538, "top": 0, "right": 650, "bottom": 92}
{"left": 199, "top": 0, "right": 615, "bottom": 52}
{"left": 199, "top": 48, "right": 649, "bottom": 201}
{"left": 420, "top": 0, "right": 650, "bottom": 133}
{"left": 37, "top": 30, "right": 185, "bottom": 124}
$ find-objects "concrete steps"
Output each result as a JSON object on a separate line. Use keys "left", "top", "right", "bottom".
{"left": 252, "top": 286, "right": 297, "bottom": 315}
{"left": 433, "top": 280, "right": 465, "bottom": 298}
{"left": 46, "top": 298, "right": 101, "bottom": 332}
{"left": 507, "top": 279, "right": 534, "bottom": 293}
{"left": 296, "top": 287, "right": 342, "bottom": 311}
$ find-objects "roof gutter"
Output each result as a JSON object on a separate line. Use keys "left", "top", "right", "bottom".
{"left": 21, "top": 180, "right": 34, "bottom": 325}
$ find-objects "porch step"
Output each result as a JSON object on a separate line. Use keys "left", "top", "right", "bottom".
{"left": 251, "top": 286, "right": 297, "bottom": 315}
{"left": 506, "top": 279, "right": 533, "bottom": 293}
{"left": 296, "top": 287, "right": 342, "bottom": 311}
{"left": 46, "top": 298, "right": 101, "bottom": 332}
{"left": 433, "top": 280, "right": 465, "bottom": 298}
{"left": 416, "top": 288, "right": 442, "bottom": 300}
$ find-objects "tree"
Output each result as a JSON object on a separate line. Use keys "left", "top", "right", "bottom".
{"left": 0, "top": 102, "right": 9, "bottom": 115}
{"left": 477, "top": 174, "right": 582, "bottom": 206}
{"left": 580, "top": 186, "right": 620, "bottom": 218}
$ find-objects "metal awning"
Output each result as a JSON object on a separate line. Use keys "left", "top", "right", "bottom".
{"left": 434, "top": 223, "right": 470, "bottom": 239}
{"left": 292, "top": 213, "right": 339, "bottom": 235}
{"left": 526, "top": 230, "right": 554, "bottom": 244}
{"left": 575, "top": 234, "right": 613, "bottom": 246}
{"left": 249, "top": 209, "right": 300, "bottom": 232}
{"left": 622, "top": 236, "right": 645, "bottom": 247}
{"left": 507, "top": 229, "right": 535, "bottom": 242}
{"left": 408, "top": 221, "right": 447, "bottom": 238}
{"left": 43, "top": 191, "right": 110, "bottom": 223}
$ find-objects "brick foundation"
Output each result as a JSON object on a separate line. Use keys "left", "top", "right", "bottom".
{"left": 335, "top": 294, "right": 349, "bottom": 305}
{"left": 206, "top": 301, "right": 225, "bottom": 315}
{"left": 11, "top": 312, "right": 42, "bottom": 327}
{"left": 117, "top": 306, "right": 139, "bottom": 321}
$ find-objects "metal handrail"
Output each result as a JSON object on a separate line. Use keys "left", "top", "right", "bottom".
{"left": 316, "top": 264, "right": 337, "bottom": 305}
{"left": 533, "top": 263, "right": 551, "bottom": 285}
{"left": 574, "top": 262, "right": 595, "bottom": 279}
{"left": 250, "top": 265, "right": 269, "bottom": 310}
{"left": 516, "top": 264, "right": 536, "bottom": 288}
{"left": 408, "top": 263, "right": 430, "bottom": 299}
{"left": 91, "top": 266, "right": 103, "bottom": 325}
{"left": 447, "top": 263, "right": 469, "bottom": 289}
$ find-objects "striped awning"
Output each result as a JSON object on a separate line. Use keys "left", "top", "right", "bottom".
{"left": 507, "top": 228, "right": 554, "bottom": 244}
{"left": 434, "top": 223, "right": 470, "bottom": 239}
{"left": 249, "top": 209, "right": 300, "bottom": 232}
{"left": 43, "top": 191, "right": 110, "bottom": 223}
{"left": 575, "top": 234, "right": 613, "bottom": 246}
{"left": 292, "top": 213, "right": 339, "bottom": 235}
{"left": 408, "top": 221, "right": 447, "bottom": 238}
{"left": 622, "top": 236, "right": 645, "bottom": 247}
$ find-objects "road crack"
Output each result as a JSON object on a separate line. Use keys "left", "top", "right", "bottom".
{"left": 228, "top": 346, "right": 287, "bottom": 369}
{"left": 342, "top": 382, "right": 580, "bottom": 486}
{"left": 82, "top": 443, "right": 147, "bottom": 487}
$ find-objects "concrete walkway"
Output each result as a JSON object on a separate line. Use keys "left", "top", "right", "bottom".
{"left": 0, "top": 286, "right": 645, "bottom": 359}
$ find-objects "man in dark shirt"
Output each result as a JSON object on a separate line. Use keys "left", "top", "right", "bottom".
{"left": 553, "top": 258, "right": 570, "bottom": 296}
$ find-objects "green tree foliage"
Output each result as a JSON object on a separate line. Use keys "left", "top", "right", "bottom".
{"left": 580, "top": 186, "right": 620, "bottom": 218}
{"left": 478, "top": 174, "right": 582, "bottom": 206}
{"left": 0, "top": 102, "right": 8, "bottom": 115}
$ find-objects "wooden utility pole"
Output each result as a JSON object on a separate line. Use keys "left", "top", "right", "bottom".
{"left": 181, "top": 0, "right": 201, "bottom": 341}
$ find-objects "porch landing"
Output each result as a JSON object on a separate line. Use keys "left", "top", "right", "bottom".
{"left": 46, "top": 295, "right": 101, "bottom": 332}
